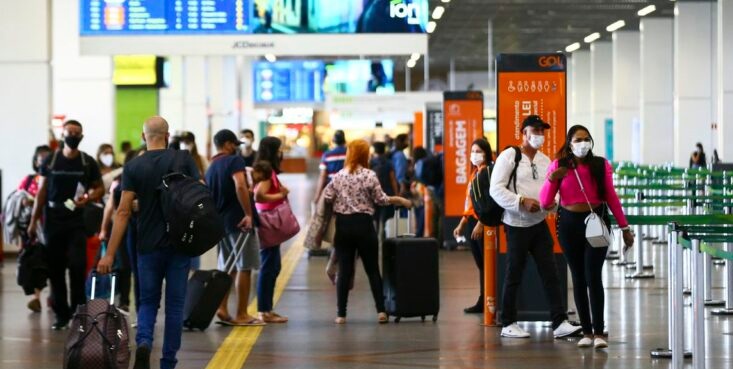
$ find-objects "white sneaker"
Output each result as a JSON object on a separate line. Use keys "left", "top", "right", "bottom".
{"left": 577, "top": 337, "right": 593, "bottom": 348}
{"left": 501, "top": 323, "right": 530, "bottom": 338}
{"left": 594, "top": 337, "right": 608, "bottom": 349}
{"left": 554, "top": 320, "right": 582, "bottom": 338}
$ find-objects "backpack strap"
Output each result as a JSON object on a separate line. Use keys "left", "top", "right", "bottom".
{"left": 47, "top": 150, "right": 60, "bottom": 172}
{"left": 23, "top": 174, "right": 35, "bottom": 192}
{"left": 505, "top": 146, "right": 522, "bottom": 193}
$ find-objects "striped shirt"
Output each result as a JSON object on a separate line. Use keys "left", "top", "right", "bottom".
{"left": 319, "top": 146, "right": 347, "bottom": 180}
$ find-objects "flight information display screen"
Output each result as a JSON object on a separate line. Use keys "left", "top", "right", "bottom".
{"left": 253, "top": 60, "right": 325, "bottom": 103}
{"left": 80, "top": 0, "right": 428, "bottom": 35}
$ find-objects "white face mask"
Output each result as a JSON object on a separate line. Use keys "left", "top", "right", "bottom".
{"left": 528, "top": 134, "right": 545, "bottom": 149}
{"left": 241, "top": 138, "right": 253, "bottom": 149}
{"left": 100, "top": 153, "right": 114, "bottom": 167}
{"left": 470, "top": 152, "right": 485, "bottom": 167}
{"left": 571, "top": 141, "right": 592, "bottom": 158}
{"left": 180, "top": 143, "right": 191, "bottom": 152}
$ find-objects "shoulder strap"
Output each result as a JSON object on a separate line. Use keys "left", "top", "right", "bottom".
{"left": 572, "top": 167, "right": 594, "bottom": 210}
{"left": 506, "top": 146, "right": 521, "bottom": 193}
{"left": 23, "top": 175, "right": 35, "bottom": 191}
{"left": 47, "top": 150, "right": 60, "bottom": 171}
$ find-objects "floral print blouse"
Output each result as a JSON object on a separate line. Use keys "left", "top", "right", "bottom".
{"left": 323, "top": 167, "right": 391, "bottom": 215}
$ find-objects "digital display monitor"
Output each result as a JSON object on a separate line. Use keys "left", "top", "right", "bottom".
{"left": 254, "top": 60, "right": 325, "bottom": 103}
{"left": 113, "top": 55, "right": 166, "bottom": 86}
{"left": 324, "top": 59, "right": 395, "bottom": 95}
{"left": 80, "top": 0, "right": 428, "bottom": 35}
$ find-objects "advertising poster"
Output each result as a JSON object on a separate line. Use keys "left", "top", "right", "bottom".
{"left": 496, "top": 53, "right": 567, "bottom": 255}
{"left": 443, "top": 91, "right": 484, "bottom": 246}
{"left": 426, "top": 109, "right": 443, "bottom": 153}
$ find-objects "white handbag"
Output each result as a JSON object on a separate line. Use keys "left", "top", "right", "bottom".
{"left": 573, "top": 168, "right": 612, "bottom": 248}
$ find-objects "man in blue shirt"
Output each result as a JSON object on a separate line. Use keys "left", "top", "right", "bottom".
{"left": 205, "top": 129, "right": 263, "bottom": 326}
{"left": 392, "top": 133, "right": 410, "bottom": 197}
{"left": 98, "top": 116, "right": 200, "bottom": 369}
{"left": 313, "top": 130, "right": 347, "bottom": 203}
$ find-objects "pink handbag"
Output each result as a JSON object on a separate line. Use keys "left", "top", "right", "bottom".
{"left": 257, "top": 200, "right": 300, "bottom": 248}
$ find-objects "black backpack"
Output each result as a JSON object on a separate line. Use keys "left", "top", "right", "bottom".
{"left": 417, "top": 154, "right": 444, "bottom": 187}
{"left": 470, "top": 146, "right": 521, "bottom": 226}
{"left": 159, "top": 152, "right": 225, "bottom": 257}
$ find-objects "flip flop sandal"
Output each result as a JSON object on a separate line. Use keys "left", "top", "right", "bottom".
{"left": 231, "top": 318, "right": 267, "bottom": 326}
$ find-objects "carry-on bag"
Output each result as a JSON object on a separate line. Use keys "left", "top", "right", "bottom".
{"left": 182, "top": 231, "right": 250, "bottom": 331}
{"left": 382, "top": 210, "right": 440, "bottom": 323}
{"left": 64, "top": 272, "right": 130, "bottom": 369}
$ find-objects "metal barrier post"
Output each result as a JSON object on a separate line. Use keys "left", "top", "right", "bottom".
{"left": 702, "top": 174, "right": 725, "bottom": 306}
{"left": 713, "top": 176, "right": 733, "bottom": 315}
{"left": 682, "top": 178, "right": 694, "bottom": 295}
{"left": 651, "top": 224, "right": 692, "bottom": 359}
{"left": 691, "top": 238, "right": 706, "bottom": 369}
{"left": 627, "top": 189, "right": 654, "bottom": 279}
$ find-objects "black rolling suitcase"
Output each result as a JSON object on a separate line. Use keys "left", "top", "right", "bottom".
{"left": 183, "top": 232, "right": 250, "bottom": 331}
{"left": 382, "top": 210, "right": 440, "bottom": 323}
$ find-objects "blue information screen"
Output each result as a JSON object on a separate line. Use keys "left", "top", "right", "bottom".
{"left": 80, "top": 0, "right": 428, "bottom": 35}
{"left": 254, "top": 61, "right": 325, "bottom": 103}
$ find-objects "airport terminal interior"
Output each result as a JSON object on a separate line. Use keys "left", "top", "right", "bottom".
{"left": 2, "top": 0, "right": 733, "bottom": 368}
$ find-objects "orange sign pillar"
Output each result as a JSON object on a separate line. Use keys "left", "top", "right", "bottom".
{"left": 483, "top": 226, "right": 498, "bottom": 326}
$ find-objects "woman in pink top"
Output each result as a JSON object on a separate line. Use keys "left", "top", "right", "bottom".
{"left": 322, "top": 140, "right": 411, "bottom": 324}
{"left": 540, "top": 125, "right": 634, "bottom": 349}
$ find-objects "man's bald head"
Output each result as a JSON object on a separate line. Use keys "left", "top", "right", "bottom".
{"left": 142, "top": 116, "right": 170, "bottom": 149}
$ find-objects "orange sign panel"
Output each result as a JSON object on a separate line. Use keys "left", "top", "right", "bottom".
{"left": 443, "top": 92, "right": 484, "bottom": 217}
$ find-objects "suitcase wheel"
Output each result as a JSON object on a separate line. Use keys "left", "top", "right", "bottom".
{"left": 432, "top": 315, "right": 438, "bottom": 323}
{"left": 394, "top": 317, "right": 401, "bottom": 324}
{"left": 421, "top": 316, "right": 426, "bottom": 322}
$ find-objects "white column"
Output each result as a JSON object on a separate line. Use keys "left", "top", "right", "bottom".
{"left": 0, "top": 0, "right": 51, "bottom": 196}
{"left": 160, "top": 56, "right": 185, "bottom": 133}
{"left": 612, "top": 31, "right": 641, "bottom": 163}
{"left": 182, "top": 56, "right": 209, "bottom": 156}
{"left": 571, "top": 50, "right": 591, "bottom": 127}
{"left": 675, "top": 2, "right": 716, "bottom": 166}
{"left": 52, "top": 0, "right": 114, "bottom": 154}
{"left": 719, "top": 0, "right": 733, "bottom": 160}
{"left": 239, "top": 57, "right": 257, "bottom": 133}
{"left": 590, "top": 41, "right": 613, "bottom": 159}
{"left": 207, "top": 56, "right": 239, "bottom": 135}
{"left": 640, "top": 18, "right": 674, "bottom": 165}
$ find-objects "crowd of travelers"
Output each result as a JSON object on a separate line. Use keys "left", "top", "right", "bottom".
{"left": 4, "top": 113, "right": 635, "bottom": 368}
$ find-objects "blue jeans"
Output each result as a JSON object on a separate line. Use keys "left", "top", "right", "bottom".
{"left": 136, "top": 247, "right": 191, "bottom": 369}
{"left": 126, "top": 217, "right": 140, "bottom": 313}
{"left": 257, "top": 245, "right": 281, "bottom": 312}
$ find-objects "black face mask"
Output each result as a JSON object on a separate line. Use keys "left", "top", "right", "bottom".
{"left": 64, "top": 135, "right": 82, "bottom": 150}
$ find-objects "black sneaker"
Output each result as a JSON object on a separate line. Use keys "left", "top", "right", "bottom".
{"left": 463, "top": 304, "right": 483, "bottom": 314}
{"left": 51, "top": 320, "right": 69, "bottom": 330}
{"left": 133, "top": 345, "right": 151, "bottom": 369}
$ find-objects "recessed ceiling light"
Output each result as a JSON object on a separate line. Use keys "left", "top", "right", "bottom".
{"left": 441, "top": 0, "right": 450, "bottom": 3}
{"left": 265, "top": 54, "right": 276, "bottom": 63}
{"left": 411, "top": 53, "right": 421, "bottom": 61}
{"left": 407, "top": 59, "right": 417, "bottom": 68}
{"left": 638, "top": 5, "right": 656, "bottom": 16}
{"left": 432, "top": 6, "right": 445, "bottom": 20}
{"left": 584, "top": 32, "right": 601, "bottom": 43}
{"left": 565, "top": 42, "right": 581, "bottom": 52}
{"left": 606, "top": 20, "right": 626, "bottom": 32}
{"left": 427, "top": 21, "right": 437, "bottom": 33}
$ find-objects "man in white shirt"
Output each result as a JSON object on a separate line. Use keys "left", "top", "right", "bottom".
{"left": 489, "top": 115, "right": 581, "bottom": 339}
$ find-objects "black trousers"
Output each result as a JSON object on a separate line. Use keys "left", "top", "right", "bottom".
{"left": 465, "top": 217, "right": 484, "bottom": 302}
{"left": 45, "top": 214, "right": 87, "bottom": 322}
{"left": 501, "top": 221, "right": 567, "bottom": 328}
{"left": 334, "top": 213, "right": 385, "bottom": 317}
{"left": 557, "top": 208, "right": 609, "bottom": 335}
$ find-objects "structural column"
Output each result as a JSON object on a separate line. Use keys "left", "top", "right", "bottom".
{"left": 719, "top": 0, "right": 733, "bottom": 160}
{"left": 590, "top": 41, "right": 613, "bottom": 159}
{"left": 52, "top": 0, "right": 114, "bottom": 154}
{"left": 571, "top": 50, "right": 591, "bottom": 127}
{"left": 207, "top": 56, "right": 240, "bottom": 137}
{"left": 0, "top": 0, "right": 52, "bottom": 196}
{"left": 183, "top": 56, "right": 209, "bottom": 156}
{"left": 674, "top": 1, "right": 715, "bottom": 166}
{"left": 640, "top": 18, "right": 674, "bottom": 165}
{"left": 612, "top": 31, "right": 641, "bottom": 163}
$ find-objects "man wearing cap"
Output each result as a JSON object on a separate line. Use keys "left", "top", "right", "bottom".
{"left": 204, "top": 129, "right": 264, "bottom": 326}
{"left": 313, "top": 130, "right": 347, "bottom": 203}
{"left": 489, "top": 115, "right": 581, "bottom": 339}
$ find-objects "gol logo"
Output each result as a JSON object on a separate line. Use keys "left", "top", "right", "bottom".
{"left": 538, "top": 55, "right": 563, "bottom": 68}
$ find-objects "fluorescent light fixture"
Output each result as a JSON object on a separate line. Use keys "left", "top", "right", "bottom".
{"left": 441, "top": 0, "right": 450, "bottom": 3}
{"left": 427, "top": 21, "right": 436, "bottom": 33}
{"left": 606, "top": 20, "right": 626, "bottom": 32}
{"left": 638, "top": 5, "right": 656, "bottom": 16}
{"left": 432, "top": 6, "right": 445, "bottom": 20}
{"left": 565, "top": 42, "right": 581, "bottom": 52}
{"left": 264, "top": 54, "right": 276, "bottom": 63}
{"left": 584, "top": 32, "right": 601, "bottom": 43}
{"left": 410, "top": 53, "right": 421, "bottom": 61}
{"left": 407, "top": 58, "right": 417, "bottom": 68}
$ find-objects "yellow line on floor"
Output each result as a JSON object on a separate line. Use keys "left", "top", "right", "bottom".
{"left": 205, "top": 234, "right": 307, "bottom": 369}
